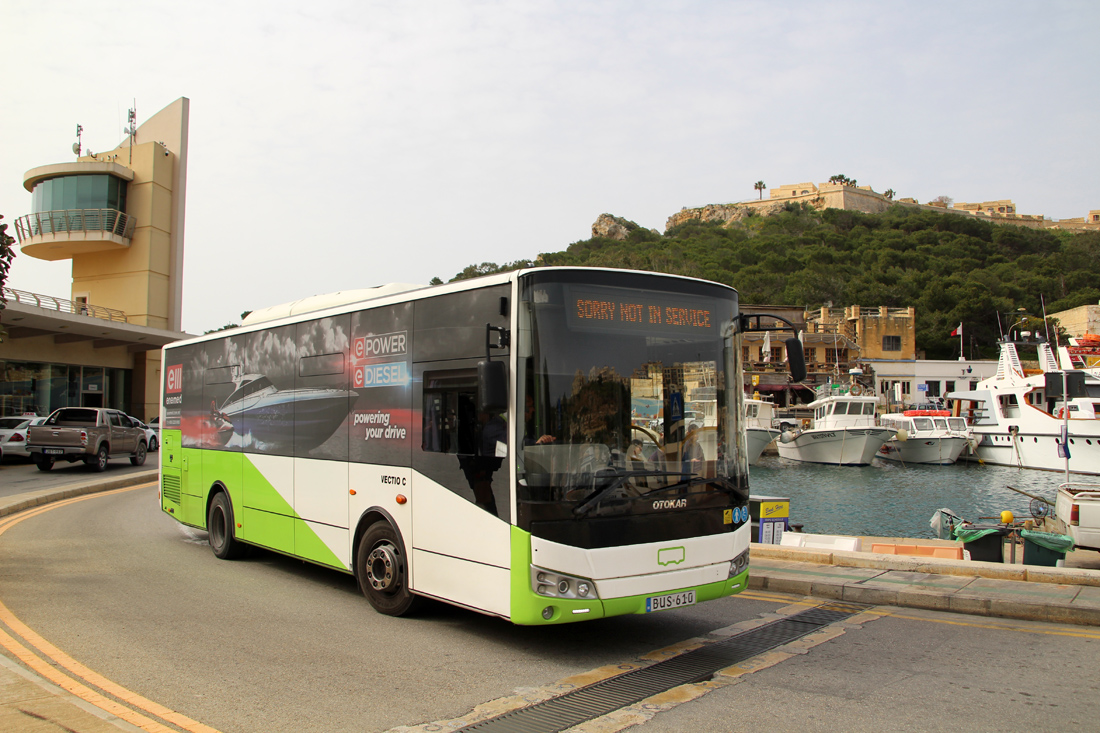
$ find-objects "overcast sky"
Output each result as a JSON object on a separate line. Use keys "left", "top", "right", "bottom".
{"left": 3, "top": 1, "right": 1097, "bottom": 334}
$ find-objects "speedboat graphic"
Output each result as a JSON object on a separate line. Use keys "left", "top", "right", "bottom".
{"left": 218, "top": 374, "right": 356, "bottom": 450}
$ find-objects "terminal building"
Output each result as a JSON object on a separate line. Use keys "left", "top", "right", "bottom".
{"left": 0, "top": 98, "right": 191, "bottom": 421}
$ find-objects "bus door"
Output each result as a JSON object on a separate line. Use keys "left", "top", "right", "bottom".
{"left": 409, "top": 286, "right": 512, "bottom": 615}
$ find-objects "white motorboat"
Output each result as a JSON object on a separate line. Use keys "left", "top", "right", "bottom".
{"left": 744, "top": 397, "right": 780, "bottom": 465}
{"left": 946, "top": 339, "right": 1100, "bottom": 475}
{"left": 776, "top": 385, "right": 895, "bottom": 466}
{"left": 877, "top": 409, "right": 969, "bottom": 465}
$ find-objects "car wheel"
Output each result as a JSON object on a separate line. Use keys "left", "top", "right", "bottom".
{"left": 207, "top": 491, "right": 247, "bottom": 559}
{"left": 34, "top": 455, "right": 55, "bottom": 472}
{"left": 87, "top": 445, "right": 109, "bottom": 472}
{"left": 130, "top": 441, "right": 147, "bottom": 466}
{"left": 357, "top": 521, "right": 422, "bottom": 616}
{"left": 149, "top": 435, "right": 159, "bottom": 452}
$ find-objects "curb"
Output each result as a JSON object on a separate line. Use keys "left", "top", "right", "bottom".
{"left": 0, "top": 469, "right": 159, "bottom": 518}
{"left": 750, "top": 543, "right": 1100, "bottom": 587}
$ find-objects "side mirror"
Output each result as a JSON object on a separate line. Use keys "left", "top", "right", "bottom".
{"left": 785, "top": 337, "right": 806, "bottom": 383}
{"left": 478, "top": 360, "right": 508, "bottom": 413}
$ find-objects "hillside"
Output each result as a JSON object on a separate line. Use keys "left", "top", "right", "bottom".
{"left": 441, "top": 204, "right": 1100, "bottom": 360}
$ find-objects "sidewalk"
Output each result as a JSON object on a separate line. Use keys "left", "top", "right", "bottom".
{"left": 749, "top": 540, "right": 1100, "bottom": 626}
{"left": 1, "top": 476, "right": 1100, "bottom": 732}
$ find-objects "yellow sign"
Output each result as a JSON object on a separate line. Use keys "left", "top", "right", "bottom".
{"left": 760, "top": 500, "right": 789, "bottom": 519}
{"left": 751, "top": 375, "right": 760, "bottom": 385}
{"left": 723, "top": 509, "right": 733, "bottom": 524}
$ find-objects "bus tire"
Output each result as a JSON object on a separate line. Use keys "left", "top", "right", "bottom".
{"left": 208, "top": 491, "right": 247, "bottom": 560}
{"left": 130, "top": 441, "right": 147, "bottom": 466}
{"left": 357, "top": 521, "right": 422, "bottom": 617}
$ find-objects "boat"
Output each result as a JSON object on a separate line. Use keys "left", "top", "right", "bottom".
{"left": 744, "top": 397, "right": 781, "bottom": 465}
{"left": 776, "top": 384, "right": 895, "bottom": 466}
{"left": 946, "top": 339, "right": 1100, "bottom": 475}
{"left": 877, "top": 408, "right": 970, "bottom": 465}
{"left": 217, "top": 373, "right": 357, "bottom": 450}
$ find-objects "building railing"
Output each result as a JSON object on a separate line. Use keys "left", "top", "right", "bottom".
{"left": 1, "top": 287, "right": 129, "bottom": 323}
{"left": 13, "top": 209, "right": 135, "bottom": 242}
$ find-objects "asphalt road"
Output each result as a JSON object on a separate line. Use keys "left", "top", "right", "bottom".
{"left": 0, "top": 453, "right": 156, "bottom": 499}
{"left": 1, "top": 484, "right": 1097, "bottom": 733}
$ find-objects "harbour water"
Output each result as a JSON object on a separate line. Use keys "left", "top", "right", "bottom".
{"left": 748, "top": 456, "right": 1085, "bottom": 539}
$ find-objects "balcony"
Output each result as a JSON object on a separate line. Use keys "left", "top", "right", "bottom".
{"left": 2, "top": 287, "right": 128, "bottom": 323}
{"left": 15, "top": 208, "right": 136, "bottom": 261}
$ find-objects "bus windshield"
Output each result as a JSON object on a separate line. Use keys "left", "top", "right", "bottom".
{"left": 515, "top": 271, "right": 746, "bottom": 549}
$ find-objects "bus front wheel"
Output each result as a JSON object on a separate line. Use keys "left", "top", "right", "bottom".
{"left": 208, "top": 491, "right": 247, "bottom": 560}
{"left": 357, "top": 521, "right": 421, "bottom": 616}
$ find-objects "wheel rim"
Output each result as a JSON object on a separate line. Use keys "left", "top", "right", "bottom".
{"left": 366, "top": 544, "right": 398, "bottom": 592}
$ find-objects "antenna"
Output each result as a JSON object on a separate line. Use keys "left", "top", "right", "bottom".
{"left": 74, "top": 124, "right": 83, "bottom": 158}
{"left": 1041, "top": 294, "right": 1057, "bottom": 348}
{"left": 125, "top": 101, "right": 137, "bottom": 164}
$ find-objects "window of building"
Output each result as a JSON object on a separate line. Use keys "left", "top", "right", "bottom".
{"left": 925, "top": 381, "right": 941, "bottom": 397}
{"left": 882, "top": 335, "right": 902, "bottom": 351}
{"left": 946, "top": 380, "right": 956, "bottom": 393}
{"left": 31, "top": 175, "right": 127, "bottom": 214}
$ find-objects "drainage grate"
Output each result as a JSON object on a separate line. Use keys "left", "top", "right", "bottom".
{"left": 457, "top": 601, "right": 869, "bottom": 733}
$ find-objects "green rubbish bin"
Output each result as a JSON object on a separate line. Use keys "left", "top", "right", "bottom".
{"left": 954, "top": 526, "right": 1007, "bottom": 563}
{"left": 1020, "top": 530, "right": 1074, "bottom": 567}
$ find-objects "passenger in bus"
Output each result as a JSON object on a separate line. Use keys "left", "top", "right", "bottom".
{"left": 682, "top": 424, "right": 706, "bottom": 476}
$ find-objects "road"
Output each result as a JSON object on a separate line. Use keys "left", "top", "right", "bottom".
{"left": 1, "top": 484, "right": 1097, "bottom": 733}
{"left": 0, "top": 454, "right": 155, "bottom": 500}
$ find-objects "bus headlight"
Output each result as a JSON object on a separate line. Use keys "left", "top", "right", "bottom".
{"left": 530, "top": 566, "right": 599, "bottom": 600}
{"left": 729, "top": 549, "right": 749, "bottom": 578}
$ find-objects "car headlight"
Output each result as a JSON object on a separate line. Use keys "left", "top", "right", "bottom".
{"left": 531, "top": 567, "right": 599, "bottom": 600}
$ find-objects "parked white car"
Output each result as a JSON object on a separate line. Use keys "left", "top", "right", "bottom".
{"left": 128, "top": 416, "right": 159, "bottom": 452}
{"left": 0, "top": 416, "right": 46, "bottom": 460}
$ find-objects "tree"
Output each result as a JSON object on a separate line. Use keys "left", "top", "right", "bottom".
{"left": 883, "top": 189, "right": 895, "bottom": 200}
{"left": 931, "top": 195, "right": 953, "bottom": 206}
{"left": 754, "top": 181, "right": 766, "bottom": 200}
{"left": 828, "top": 174, "right": 857, "bottom": 187}
{"left": 0, "top": 215, "right": 16, "bottom": 342}
{"left": 429, "top": 276, "right": 443, "bottom": 286}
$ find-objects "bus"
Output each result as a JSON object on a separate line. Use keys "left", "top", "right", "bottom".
{"left": 159, "top": 267, "right": 803, "bottom": 624}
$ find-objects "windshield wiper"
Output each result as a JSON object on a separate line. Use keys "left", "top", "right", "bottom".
{"left": 571, "top": 468, "right": 686, "bottom": 518}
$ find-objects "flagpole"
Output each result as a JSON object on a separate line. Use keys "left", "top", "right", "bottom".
{"left": 959, "top": 323, "right": 964, "bottom": 361}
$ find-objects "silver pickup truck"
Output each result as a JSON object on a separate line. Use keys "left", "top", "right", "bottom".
{"left": 26, "top": 407, "right": 148, "bottom": 472}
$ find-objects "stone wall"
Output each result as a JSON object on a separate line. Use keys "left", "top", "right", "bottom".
{"left": 1050, "top": 305, "right": 1100, "bottom": 338}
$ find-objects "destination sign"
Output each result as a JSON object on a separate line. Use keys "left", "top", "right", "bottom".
{"left": 564, "top": 285, "right": 728, "bottom": 337}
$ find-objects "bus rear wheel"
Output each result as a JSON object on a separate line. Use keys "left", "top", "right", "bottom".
{"left": 357, "top": 521, "right": 421, "bottom": 616}
{"left": 207, "top": 491, "right": 247, "bottom": 560}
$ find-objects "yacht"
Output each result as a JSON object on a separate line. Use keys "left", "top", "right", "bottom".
{"left": 743, "top": 397, "right": 781, "bottom": 465}
{"left": 946, "top": 340, "right": 1100, "bottom": 475}
{"left": 877, "top": 409, "right": 970, "bottom": 465}
{"left": 776, "top": 385, "right": 895, "bottom": 466}
{"left": 217, "top": 373, "right": 357, "bottom": 450}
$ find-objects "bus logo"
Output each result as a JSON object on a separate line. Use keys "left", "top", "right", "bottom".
{"left": 166, "top": 364, "right": 183, "bottom": 393}
{"left": 354, "top": 331, "right": 407, "bottom": 361}
{"left": 353, "top": 362, "right": 410, "bottom": 389}
{"left": 657, "top": 547, "right": 685, "bottom": 566}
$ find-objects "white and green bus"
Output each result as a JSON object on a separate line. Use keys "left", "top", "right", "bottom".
{"left": 159, "top": 267, "right": 802, "bottom": 624}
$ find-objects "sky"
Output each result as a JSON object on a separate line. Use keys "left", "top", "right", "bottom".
{"left": 2, "top": 1, "right": 1097, "bottom": 334}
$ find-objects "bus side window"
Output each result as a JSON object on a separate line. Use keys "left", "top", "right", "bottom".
{"left": 422, "top": 369, "right": 478, "bottom": 455}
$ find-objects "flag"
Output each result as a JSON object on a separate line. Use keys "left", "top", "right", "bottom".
{"left": 950, "top": 323, "right": 962, "bottom": 337}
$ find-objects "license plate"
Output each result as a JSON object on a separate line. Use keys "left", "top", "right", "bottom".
{"left": 43, "top": 448, "right": 65, "bottom": 455}
{"left": 645, "top": 590, "right": 696, "bottom": 613}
